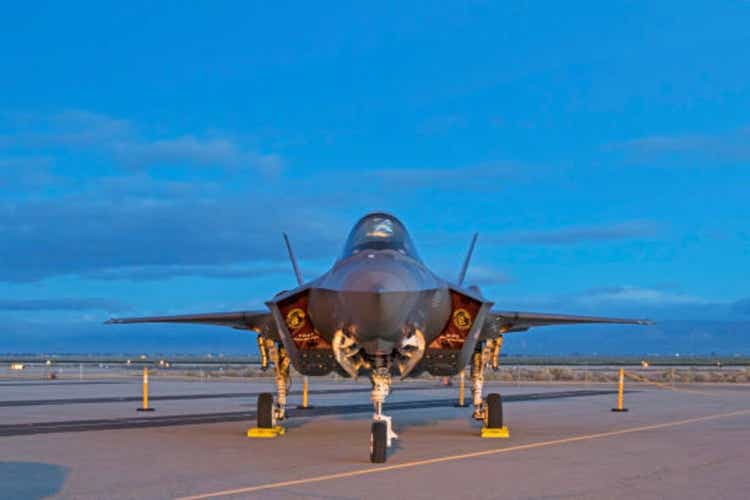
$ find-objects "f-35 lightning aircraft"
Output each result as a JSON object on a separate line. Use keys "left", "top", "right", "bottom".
{"left": 107, "top": 212, "right": 651, "bottom": 462}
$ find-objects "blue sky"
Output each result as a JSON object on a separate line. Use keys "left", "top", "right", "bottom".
{"left": 1, "top": 2, "right": 749, "bottom": 354}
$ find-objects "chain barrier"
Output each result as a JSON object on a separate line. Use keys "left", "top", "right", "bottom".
{"left": 623, "top": 370, "right": 721, "bottom": 397}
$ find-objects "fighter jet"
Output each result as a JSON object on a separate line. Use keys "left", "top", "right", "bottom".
{"left": 107, "top": 212, "right": 651, "bottom": 462}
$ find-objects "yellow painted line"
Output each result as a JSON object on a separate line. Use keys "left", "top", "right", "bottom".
{"left": 176, "top": 409, "right": 750, "bottom": 500}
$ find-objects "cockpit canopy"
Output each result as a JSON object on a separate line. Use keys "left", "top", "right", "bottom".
{"left": 341, "top": 213, "right": 421, "bottom": 261}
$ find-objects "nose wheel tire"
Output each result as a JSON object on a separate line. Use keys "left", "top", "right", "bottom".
{"left": 486, "top": 393, "right": 503, "bottom": 428}
{"left": 370, "top": 421, "right": 388, "bottom": 463}
{"left": 257, "top": 392, "right": 274, "bottom": 428}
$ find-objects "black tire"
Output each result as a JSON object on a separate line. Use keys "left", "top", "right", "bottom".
{"left": 257, "top": 392, "right": 274, "bottom": 428}
{"left": 486, "top": 393, "right": 503, "bottom": 429}
{"left": 370, "top": 421, "right": 388, "bottom": 463}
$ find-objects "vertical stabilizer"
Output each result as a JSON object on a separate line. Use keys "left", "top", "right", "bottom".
{"left": 283, "top": 232, "right": 304, "bottom": 285}
{"left": 457, "top": 233, "right": 478, "bottom": 286}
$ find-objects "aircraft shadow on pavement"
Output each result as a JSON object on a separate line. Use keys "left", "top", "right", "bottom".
{"left": 0, "top": 461, "right": 69, "bottom": 500}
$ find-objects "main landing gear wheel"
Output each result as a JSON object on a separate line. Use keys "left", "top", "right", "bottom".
{"left": 257, "top": 392, "right": 274, "bottom": 429}
{"left": 370, "top": 421, "right": 388, "bottom": 463}
{"left": 486, "top": 393, "right": 503, "bottom": 428}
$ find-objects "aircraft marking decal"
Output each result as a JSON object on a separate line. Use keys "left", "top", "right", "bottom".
{"left": 428, "top": 291, "right": 481, "bottom": 350}
{"left": 278, "top": 292, "right": 331, "bottom": 350}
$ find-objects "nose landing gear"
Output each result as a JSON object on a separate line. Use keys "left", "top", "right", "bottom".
{"left": 369, "top": 364, "right": 397, "bottom": 463}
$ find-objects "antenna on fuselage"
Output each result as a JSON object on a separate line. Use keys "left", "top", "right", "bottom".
{"left": 283, "top": 232, "right": 304, "bottom": 286}
{"left": 457, "top": 232, "right": 478, "bottom": 287}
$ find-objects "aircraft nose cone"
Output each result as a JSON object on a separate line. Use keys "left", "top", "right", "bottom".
{"left": 321, "top": 252, "right": 437, "bottom": 355}
{"left": 342, "top": 290, "right": 418, "bottom": 355}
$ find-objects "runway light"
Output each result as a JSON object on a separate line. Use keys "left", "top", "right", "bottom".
{"left": 641, "top": 360, "right": 649, "bottom": 368}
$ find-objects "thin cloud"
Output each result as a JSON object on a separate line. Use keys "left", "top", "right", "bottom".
{"left": 464, "top": 265, "right": 511, "bottom": 286}
{"left": 0, "top": 156, "right": 59, "bottom": 190}
{"left": 576, "top": 286, "right": 714, "bottom": 307}
{"left": 0, "top": 156, "right": 54, "bottom": 169}
{"left": 0, "top": 109, "right": 281, "bottom": 174}
{"left": 417, "top": 114, "right": 467, "bottom": 135}
{"left": 732, "top": 298, "right": 750, "bottom": 315}
{"left": 484, "top": 220, "right": 659, "bottom": 245}
{"left": 0, "top": 194, "right": 343, "bottom": 282}
{"left": 609, "top": 127, "right": 750, "bottom": 164}
{"left": 83, "top": 263, "right": 293, "bottom": 282}
{"left": 112, "top": 135, "right": 283, "bottom": 173}
{"left": 0, "top": 298, "right": 128, "bottom": 312}
{"left": 369, "top": 162, "right": 526, "bottom": 191}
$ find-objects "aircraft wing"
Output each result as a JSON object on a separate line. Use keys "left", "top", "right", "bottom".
{"left": 486, "top": 310, "right": 652, "bottom": 335}
{"left": 105, "top": 310, "right": 278, "bottom": 338}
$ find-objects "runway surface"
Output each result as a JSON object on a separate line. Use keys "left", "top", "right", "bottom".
{"left": 1, "top": 377, "right": 748, "bottom": 499}
{"left": 0, "top": 389, "right": 615, "bottom": 436}
{"left": 0, "top": 384, "right": 433, "bottom": 408}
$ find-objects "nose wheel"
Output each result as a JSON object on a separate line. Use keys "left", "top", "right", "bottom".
{"left": 370, "top": 421, "right": 388, "bottom": 463}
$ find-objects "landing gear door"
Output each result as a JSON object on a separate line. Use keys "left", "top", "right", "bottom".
{"left": 423, "top": 289, "right": 493, "bottom": 375}
{"left": 266, "top": 287, "right": 335, "bottom": 375}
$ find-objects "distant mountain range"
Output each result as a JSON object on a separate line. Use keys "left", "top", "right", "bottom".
{"left": 507, "top": 320, "right": 750, "bottom": 356}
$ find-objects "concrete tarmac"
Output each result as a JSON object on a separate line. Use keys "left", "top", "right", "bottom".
{"left": 1, "top": 377, "right": 748, "bottom": 499}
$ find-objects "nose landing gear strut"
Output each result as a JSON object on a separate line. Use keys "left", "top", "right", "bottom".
{"left": 369, "top": 363, "right": 397, "bottom": 463}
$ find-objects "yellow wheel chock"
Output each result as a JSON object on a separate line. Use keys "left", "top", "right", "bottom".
{"left": 480, "top": 426, "right": 510, "bottom": 439}
{"left": 247, "top": 426, "right": 286, "bottom": 438}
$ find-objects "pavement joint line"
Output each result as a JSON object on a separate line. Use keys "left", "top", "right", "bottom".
{"left": 174, "top": 408, "right": 750, "bottom": 500}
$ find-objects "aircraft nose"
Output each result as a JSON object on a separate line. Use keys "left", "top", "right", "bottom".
{"left": 338, "top": 289, "right": 415, "bottom": 355}
{"left": 325, "top": 250, "right": 435, "bottom": 293}
{"left": 337, "top": 262, "right": 418, "bottom": 294}
{"left": 323, "top": 253, "right": 435, "bottom": 355}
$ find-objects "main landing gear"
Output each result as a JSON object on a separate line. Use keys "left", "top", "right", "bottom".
{"left": 471, "top": 338, "right": 509, "bottom": 438}
{"left": 249, "top": 339, "right": 289, "bottom": 438}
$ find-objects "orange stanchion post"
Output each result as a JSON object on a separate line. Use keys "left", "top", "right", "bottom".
{"left": 137, "top": 367, "right": 155, "bottom": 412}
{"left": 457, "top": 370, "right": 466, "bottom": 407}
{"left": 297, "top": 376, "right": 314, "bottom": 410}
{"left": 611, "top": 367, "right": 628, "bottom": 412}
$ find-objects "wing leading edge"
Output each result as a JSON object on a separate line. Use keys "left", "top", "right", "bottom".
{"left": 106, "top": 310, "right": 277, "bottom": 337}
{"left": 486, "top": 310, "right": 652, "bottom": 334}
